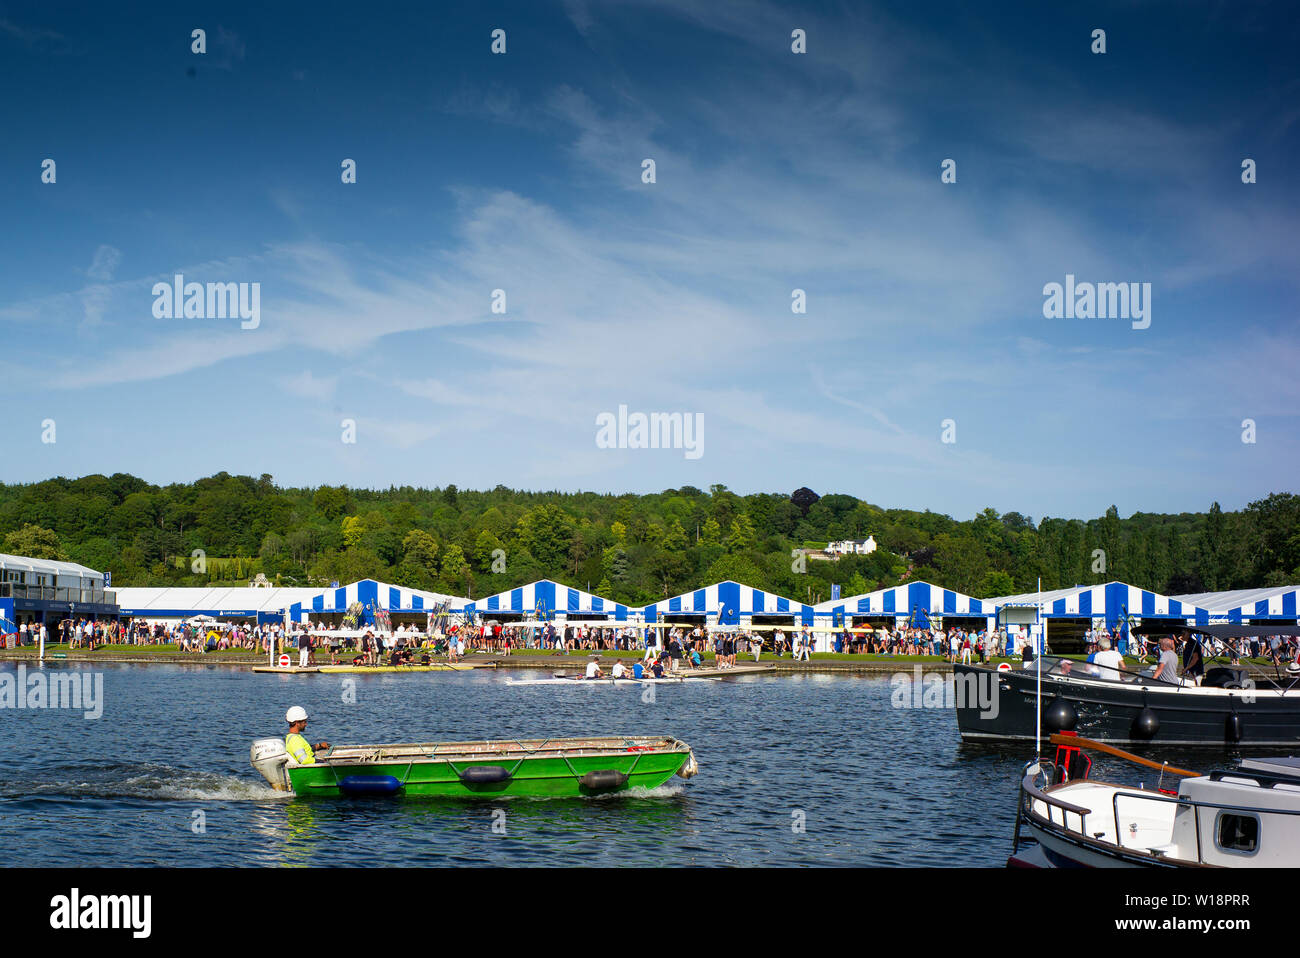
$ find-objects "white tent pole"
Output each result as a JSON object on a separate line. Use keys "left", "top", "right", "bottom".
{"left": 1035, "top": 576, "right": 1042, "bottom": 761}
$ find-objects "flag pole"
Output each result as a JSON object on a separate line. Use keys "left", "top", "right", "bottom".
{"left": 1035, "top": 576, "right": 1043, "bottom": 761}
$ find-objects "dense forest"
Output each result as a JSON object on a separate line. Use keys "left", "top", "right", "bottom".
{"left": 1, "top": 474, "right": 1297, "bottom": 605}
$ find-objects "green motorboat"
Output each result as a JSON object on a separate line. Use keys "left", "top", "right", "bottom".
{"left": 250, "top": 735, "right": 699, "bottom": 798}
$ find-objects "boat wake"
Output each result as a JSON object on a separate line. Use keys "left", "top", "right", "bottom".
{"left": 612, "top": 782, "right": 686, "bottom": 800}
{"left": 0, "top": 763, "right": 288, "bottom": 802}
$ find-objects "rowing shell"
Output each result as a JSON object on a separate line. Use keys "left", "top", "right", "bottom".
{"left": 505, "top": 674, "right": 720, "bottom": 686}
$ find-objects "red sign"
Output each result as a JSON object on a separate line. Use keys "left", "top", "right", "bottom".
{"left": 279, "top": 654, "right": 291, "bottom": 668}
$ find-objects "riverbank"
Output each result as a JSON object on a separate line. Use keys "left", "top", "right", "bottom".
{"left": 0, "top": 645, "right": 970, "bottom": 673}
{"left": 10, "top": 644, "right": 1242, "bottom": 676}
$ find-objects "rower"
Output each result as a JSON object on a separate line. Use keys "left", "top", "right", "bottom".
{"left": 585, "top": 655, "right": 603, "bottom": 679}
{"left": 611, "top": 660, "right": 628, "bottom": 679}
{"left": 284, "top": 706, "right": 329, "bottom": 765}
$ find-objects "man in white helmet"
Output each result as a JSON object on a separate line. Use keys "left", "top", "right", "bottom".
{"left": 285, "top": 706, "right": 329, "bottom": 765}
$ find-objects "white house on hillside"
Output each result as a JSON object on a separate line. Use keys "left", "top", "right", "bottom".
{"left": 827, "top": 537, "right": 877, "bottom": 556}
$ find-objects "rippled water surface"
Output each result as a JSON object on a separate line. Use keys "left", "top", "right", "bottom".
{"left": 0, "top": 662, "right": 1241, "bottom": 866}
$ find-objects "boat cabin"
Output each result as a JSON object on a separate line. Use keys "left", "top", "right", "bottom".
{"left": 1161, "top": 759, "right": 1300, "bottom": 866}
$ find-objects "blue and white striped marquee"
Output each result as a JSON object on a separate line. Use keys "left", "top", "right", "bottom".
{"left": 641, "top": 580, "right": 815, "bottom": 627}
{"left": 991, "top": 581, "right": 1210, "bottom": 627}
{"left": 289, "top": 579, "right": 467, "bottom": 624}
{"left": 462, "top": 579, "right": 633, "bottom": 622}
{"left": 814, "top": 580, "right": 992, "bottom": 628}
{"left": 1170, "top": 586, "right": 1300, "bottom": 624}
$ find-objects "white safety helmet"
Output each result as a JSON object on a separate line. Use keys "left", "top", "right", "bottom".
{"left": 285, "top": 706, "right": 308, "bottom": 724}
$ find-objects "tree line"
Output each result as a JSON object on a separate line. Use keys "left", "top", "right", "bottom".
{"left": 1, "top": 474, "right": 1296, "bottom": 605}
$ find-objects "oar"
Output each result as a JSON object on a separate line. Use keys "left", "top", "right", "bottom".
{"left": 1049, "top": 733, "right": 1200, "bottom": 777}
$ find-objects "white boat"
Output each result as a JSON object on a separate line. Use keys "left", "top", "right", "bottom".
{"left": 505, "top": 674, "right": 720, "bottom": 686}
{"left": 1011, "top": 736, "right": 1300, "bottom": 867}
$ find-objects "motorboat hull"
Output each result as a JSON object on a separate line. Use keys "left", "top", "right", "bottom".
{"left": 955, "top": 663, "right": 1300, "bottom": 745}
{"left": 253, "top": 735, "right": 697, "bottom": 798}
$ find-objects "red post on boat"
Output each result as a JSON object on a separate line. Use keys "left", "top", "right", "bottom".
{"left": 1051, "top": 730, "right": 1092, "bottom": 784}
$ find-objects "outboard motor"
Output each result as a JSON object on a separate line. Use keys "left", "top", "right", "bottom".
{"left": 677, "top": 750, "right": 699, "bottom": 779}
{"left": 251, "top": 738, "right": 292, "bottom": 790}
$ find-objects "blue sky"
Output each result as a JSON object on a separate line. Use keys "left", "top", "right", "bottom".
{"left": 2, "top": 0, "right": 1297, "bottom": 521}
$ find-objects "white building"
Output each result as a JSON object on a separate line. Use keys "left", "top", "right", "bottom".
{"left": 826, "top": 536, "right": 877, "bottom": 556}
{"left": 0, "top": 552, "right": 117, "bottom": 632}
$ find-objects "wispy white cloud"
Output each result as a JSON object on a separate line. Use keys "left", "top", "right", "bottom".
{"left": 0, "top": 17, "right": 64, "bottom": 48}
{"left": 87, "top": 245, "right": 121, "bottom": 282}
{"left": 282, "top": 370, "right": 338, "bottom": 403}
{"left": 3, "top": 1, "right": 1295, "bottom": 516}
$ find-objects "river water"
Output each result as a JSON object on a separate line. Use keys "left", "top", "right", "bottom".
{"left": 0, "top": 662, "right": 1240, "bottom": 867}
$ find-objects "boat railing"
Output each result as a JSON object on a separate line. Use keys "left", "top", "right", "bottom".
{"left": 1207, "top": 769, "right": 1300, "bottom": 790}
{"left": 1020, "top": 769, "right": 1093, "bottom": 835}
{"left": 325, "top": 736, "right": 680, "bottom": 763}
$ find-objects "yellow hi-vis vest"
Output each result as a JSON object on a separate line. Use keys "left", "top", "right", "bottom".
{"left": 286, "top": 732, "right": 315, "bottom": 765}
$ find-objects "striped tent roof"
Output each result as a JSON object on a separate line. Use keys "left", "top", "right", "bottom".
{"left": 989, "top": 581, "right": 1210, "bottom": 625}
{"left": 1171, "top": 586, "right": 1300, "bottom": 622}
{"left": 463, "top": 579, "right": 633, "bottom": 621}
{"left": 814, "top": 580, "right": 991, "bottom": 624}
{"left": 641, "top": 580, "right": 815, "bottom": 626}
{"left": 291, "top": 579, "right": 467, "bottom": 618}
{"left": 118, "top": 579, "right": 467, "bottom": 620}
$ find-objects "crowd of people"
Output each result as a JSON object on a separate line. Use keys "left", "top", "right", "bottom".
{"left": 8, "top": 614, "right": 1300, "bottom": 678}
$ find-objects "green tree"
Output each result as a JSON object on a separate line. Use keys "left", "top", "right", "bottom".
{"left": 401, "top": 530, "right": 440, "bottom": 578}
{"left": 602, "top": 546, "right": 631, "bottom": 584}
{"left": 726, "top": 514, "right": 757, "bottom": 552}
{"left": 473, "top": 530, "right": 504, "bottom": 573}
{"left": 3, "top": 524, "right": 65, "bottom": 560}
{"left": 439, "top": 544, "right": 471, "bottom": 592}
{"left": 515, "top": 504, "right": 574, "bottom": 570}
{"left": 663, "top": 519, "right": 689, "bottom": 554}
{"left": 341, "top": 516, "right": 365, "bottom": 549}
{"left": 977, "top": 569, "right": 1015, "bottom": 598}
{"left": 705, "top": 553, "right": 765, "bottom": 587}
{"left": 311, "top": 547, "right": 386, "bottom": 584}
{"left": 313, "top": 486, "right": 349, "bottom": 521}
{"left": 700, "top": 517, "right": 721, "bottom": 546}
{"left": 259, "top": 532, "right": 285, "bottom": 560}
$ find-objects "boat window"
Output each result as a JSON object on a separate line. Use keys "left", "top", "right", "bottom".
{"left": 1045, "top": 657, "right": 1127, "bottom": 682}
{"left": 1215, "top": 812, "right": 1259, "bottom": 854}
